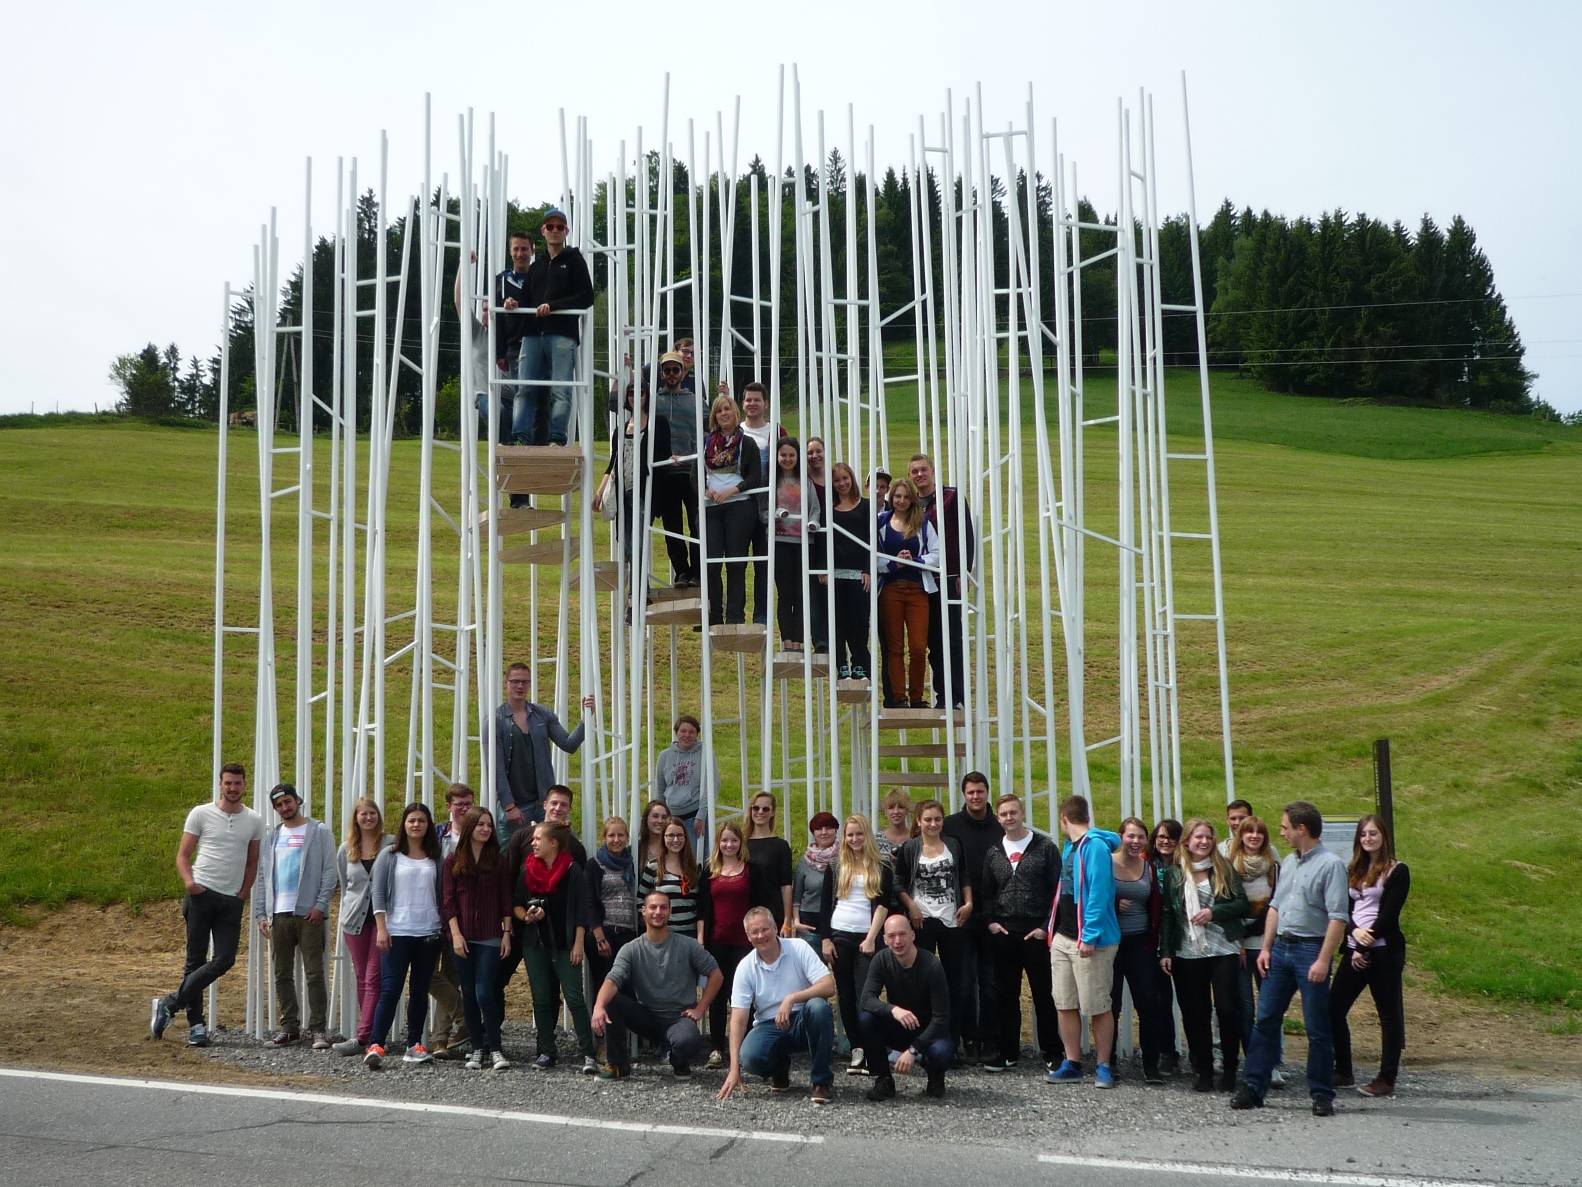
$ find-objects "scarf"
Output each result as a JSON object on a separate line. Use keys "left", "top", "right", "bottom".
{"left": 705, "top": 428, "right": 743, "bottom": 471}
{"left": 803, "top": 842, "right": 838, "bottom": 873}
{"left": 524, "top": 850, "right": 573, "bottom": 896}
{"left": 1235, "top": 852, "right": 1273, "bottom": 882}
{"left": 596, "top": 845, "right": 636, "bottom": 892}
{"left": 1180, "top": 857, "right": 1216, "bottom": 949}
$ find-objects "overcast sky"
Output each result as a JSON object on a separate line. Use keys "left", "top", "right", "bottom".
{"left": 3, "top": 0, "right": 1578, "bottom": 414}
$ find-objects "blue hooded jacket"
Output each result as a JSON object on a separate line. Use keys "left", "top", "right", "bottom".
{"left": 1048, "top": 827, "right": 1123, "bottom": 947}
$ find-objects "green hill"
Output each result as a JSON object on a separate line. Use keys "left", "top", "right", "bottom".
{"left": 2, "top": 372, "right": 1578, "bottom": 1022}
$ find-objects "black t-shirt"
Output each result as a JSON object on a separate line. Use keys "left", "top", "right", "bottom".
{"left": 747, "top": 836, "right": 794, "bottom": 925}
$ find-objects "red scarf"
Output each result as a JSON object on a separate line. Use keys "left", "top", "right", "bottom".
{"left": 524, "top": 851, "right": 573, "bottom": 895}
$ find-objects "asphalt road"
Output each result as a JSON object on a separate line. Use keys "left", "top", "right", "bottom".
{"left": 0, "top": 1068, "right": 1575, "bottom": 1186}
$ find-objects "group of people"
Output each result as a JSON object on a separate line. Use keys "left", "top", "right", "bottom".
{"left": 598, "top": 367, "right": 977, "bottom": 710}
{"left": 152, "top": 762, "right": 1407, "bottom": 1114}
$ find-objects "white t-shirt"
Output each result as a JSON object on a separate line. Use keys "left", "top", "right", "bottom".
{"left": 388, "top": 854, "right": 441, "bottom": 937}
{"left": 829, "top": 874, "right": 871, "bottom": 933}
{"left": 914, "top": 850, "right": 957, "bottom": 926}
{"left": 742, "top": 420, "right": 773, "bottom": 469}
{"left": 730, "top": 937, "right": 831, "bottom": 1027}
{"left": 1002, "top": 832, "right": 1033, "bottom": 871}
{"left": 272, "top": 823, "right": 310, "bottom": 914}
{"left": 183, "top": 802, "right": 266, "bottom": 897}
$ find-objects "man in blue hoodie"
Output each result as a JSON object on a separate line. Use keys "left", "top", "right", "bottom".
{"left": 1046, "top": 794, "right": 1122, "bottom": 1088}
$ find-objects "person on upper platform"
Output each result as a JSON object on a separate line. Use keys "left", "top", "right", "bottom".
{"left": 510, "top": 208, "right": 593, "bottom": 446}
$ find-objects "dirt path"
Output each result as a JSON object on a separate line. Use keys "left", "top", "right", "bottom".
{"left": 3, "top": 903, "right": 1575, "bottom": 1083}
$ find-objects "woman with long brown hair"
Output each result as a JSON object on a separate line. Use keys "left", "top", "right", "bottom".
{"left": 876, "top": 477, "right": 939, "bottom": 708}
{"left": 701, "top": 395, "right": 762, "bottom": 626}
{"left": 1110, "top": 816, "right": 1169, "bottom": 1084}
{"left": 441, "top": 807, "right": 514, "bottom": 1070}
{"left": 639, "top": 816, "right": 709, "bottom": 942}
{"left": 1228, "top": 815, "right": 1283, "bottom": 1082}
{"left": 1159, "top": 818, "right": 1250, "bottom": 1092}
{"left": 635, "top": 799, "right": 671, "bottom": 874}
{"left": 514, "top": 821, "right": 596, "bottom": 1073}
{"left": 1330, "top": 814, "right": 1410, "bottom": 1097}
{"left": 703, "top": 820, "right": 754, "bottom": 1067}
{"left": 365, "top": 802, "right": 445, "bottom": 1069}
{"left": 818, "top": 814, "right": 894, "bottom": 1076}
{"left": 822, "top": 461, "right": 873, "bottom": 681}
{"left": 332, "top": 798, "right": 391, "bottom": 1056}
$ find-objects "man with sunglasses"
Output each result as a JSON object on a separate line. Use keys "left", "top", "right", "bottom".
{"left": 652, "top": 352, "right": 704, "bottom": 587}
{"left": 515, "top": 207, "right": 593, "bottom": 446}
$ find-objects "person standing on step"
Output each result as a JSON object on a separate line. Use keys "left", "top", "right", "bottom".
{"left": 516, "top": 207, "right": 593, "bottom": 446}
{"left": 908, "top": 453, "right": 975, "bottom": 711}
{"left": 493, "top": 231, "right": 536, "bottom": 444}
{"left": 941, "top": 772, "right": 1003, "bottom": 1062}
{"left": 1232, "top": 801, "right": 1349, "bottom": 1117}
{"left": 702, "top": 395, "right": 762, "bottom": 628}
{"left": 253, "top": 783, "right": 337, "bottom": 1050}
{"left": 771, "top": 437, "right": 821, "bottom": 651}
{"left": 979, "top": 793, "right": 1060, "bottom": 1074}
{"left": 738, "top": 382, "right": 783, "bottom": 625}
{"left": 332, "top": 798, "right": 392, "bottom": 1057}
{"left": 149, "top": 762, "right": 264, "bottom": 1048}
{"left": 823, "top": 462, "right": 873, "bottom": 683}
{"left": 592, "top": 891, "right": 722, "bottom": 1080}
{"left": 860, "top": 913, "right": 955, "bottom": 1102}
{"left": 1045, "top": 794, "right": 1122, "bottom": 1088}
{"left": 491, "top": 662, "right": 595, "bottom": 842}
{"left": 1160, "top": 818, "right": 1250, "bottom": 1094}
{"left": 653, "top": 714, "right": 715, "bottom": 857}
{"left": 804, "top": 436, "right": 830, "bottom": 652}
{"left": 363, "top": 802, "right": 446, "bottom": 1069}
{"left": 876, "top": 478, "right": 938, "bottom": 708}
{"left": 1330, "top": 814, "right": 1410, "bottom": 1099}
{"left": 652, "top": 352, "right": 704, "bottom": 587}
{"left": 596, "top": 385, "right": 671, "bottom": 596}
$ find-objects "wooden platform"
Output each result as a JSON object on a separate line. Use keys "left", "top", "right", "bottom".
{"left": 878, "top": 740, "right": 967, "bottom": 757}
{"left": 500, "top": 536, "right": 577, "bottom": 565}
{"left": 495, "top": 445, "right": 583, "bottom": 495}
{"left": 772, "top": 652, "right": 831, "bottom": 679}
{"left": 876, "top": 708, "right": 965, "bottom": 730}
{"left": 835, "top": 678, "right": 872, "bottom": 704}
{"left": 648, "top": 584, "right": 698, "bottom": 604}
{"left": 480, "top": 506, "right": 565, "bottom": 535}
{"left": 710, "top": 624, "right": 767, "bottom": 653}
{"left": 645, "top": 597, "right": 704, "bottom": 626}
{"left": 568, "top": 560, "right": 620, "bottom": 592}
{"left": 875, "top": 769, "right": 950, "bottom": 787}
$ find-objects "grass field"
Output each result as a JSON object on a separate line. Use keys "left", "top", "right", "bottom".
{"left": 2, "top": 370, "right": 1579, "bottom": 1025}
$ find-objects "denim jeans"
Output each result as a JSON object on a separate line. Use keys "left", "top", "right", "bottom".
{"left": 370, "top": 933, "right": 442, "bottom": 1050}
{"left": 1237, "top": 947, "right": 1284, "bottom": 1065}
{"left": 1244, "top": 935, "right": 1335, "bottom": 1101}
{"left": 515, "top": 334, "right": 578, "bottom": 445}
{"left": 738, "top": 996, "right": 835, "bottom": 1086}
{"left": 454, "top": 940, "right": 504, "bottom": 1055}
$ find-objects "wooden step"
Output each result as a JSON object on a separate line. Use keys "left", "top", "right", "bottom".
{"left": 875, "top": 769, "right": 950, "bottom": 787}
{"left": 481, "top": 506, "right": 566, "bottom": 534}
{"left": 836, "top": 679, "right": 872, "bottom": 705}
{"left": 876, "top": 708, "right": 965, "bottom": 730}
{"left": 648, "top": 584, "right": 699, "bottom": 604}
{"left": 569, "top": 560, "right": 620, "bottom": 593}
{"left": 495, "top": 445, "right": 583, "bottom": 495}
{"left": 710, "top": 624, "right": 767, "bottom": 653}
{"left": 878, "top": 741, "right": 967, "bottom": 758}
{"left": 772, "top": 652, "right": 830, "bottom": 679}
{"left": 645, "top": 597, "right": 704, "bottom": 626}
{"left": 500, "top": 537, "right": 577, "bottom": 565}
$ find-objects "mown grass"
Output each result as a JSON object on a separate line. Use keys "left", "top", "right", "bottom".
{"left": 1, "top": 374, "right": 1578, "bottom": 1022}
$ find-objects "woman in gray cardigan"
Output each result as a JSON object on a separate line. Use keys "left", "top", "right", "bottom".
{"left": 332, "top": 798, "right": 392, "bottom": 1055}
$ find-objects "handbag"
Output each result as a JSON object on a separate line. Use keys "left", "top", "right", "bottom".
{"left": 595, "top": 472, "right": 616, "bottom": 521}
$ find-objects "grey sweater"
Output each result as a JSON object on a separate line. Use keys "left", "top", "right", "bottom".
{"left": 653, "top": 743, "right": 716, "bottom": 819}
{"left": 335, "top": 835, "right": 394, "bottom": 936}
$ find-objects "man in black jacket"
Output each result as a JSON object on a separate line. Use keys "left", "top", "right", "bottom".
{"left": 980, "top": 793, "right": 1059, "bottom": 1073}
{"left": 941, "top": 772, "right": 1002, "bottom": 1061}
{"left": 517, "top": 208, "right": 594, "bottom": 445}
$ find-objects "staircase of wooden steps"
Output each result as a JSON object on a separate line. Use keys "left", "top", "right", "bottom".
{"left": 494, "top": 445, "right": 583, "bottom": 495}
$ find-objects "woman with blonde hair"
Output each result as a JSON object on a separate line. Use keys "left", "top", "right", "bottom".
{"left": 332, "top": 798, "right": 392, "bottom": 1056}
{"left": 1227, "top": 815, "right": 1283, "bottom": 1079}
{"left": 701, "top": 395, "right": 761, "bottom": 626}
{"left": 1330, "top": 814, "right": 1410, "bottom": 1097}
{"left": 1158, "top": 818, "right": 1250, "bottom": 1092}
{"left": 585, "top": 816, "right": 639, "bottom": 1009}
{"left": 876, "top": 478, "right": 939, "bottom": 708}
{"left": 876, "top": 788, "right": 918, "bottom": 863}
{"left": 703, "top": 820, "right": 754, "bottom": 1067}
{"left": 818, "top": 814, "right": 895, "bottom": 1075}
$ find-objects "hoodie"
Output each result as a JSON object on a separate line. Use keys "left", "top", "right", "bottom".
{"left": 653, "top": 742, "right": 717, "bottom": 820}
{"left": 1049, "top": 827, "right": 1123, "bottom": 947}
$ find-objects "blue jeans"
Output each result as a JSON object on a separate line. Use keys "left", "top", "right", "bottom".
{"left": 1237, "top": 948, "right": 1284, "bottom": 1065}
{"left": 860, "top": 1009, "right": 955, "bottom": 1074}
{"left": 738, "top": 996, "right": 835, "bottom": 1086}
{"left": 370, "top": 933, "right": 442, "bottom": 1049}
{"left": 1244, "top": 936, "right": 1334, "bottom": 1101}
{"left": 515, "top": 334, "right": 578, "bottom": 445}
{"left": 454, "top": 940, "right": 504, "bottom": 1055}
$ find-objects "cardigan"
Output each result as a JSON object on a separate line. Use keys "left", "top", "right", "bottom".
{"left": 1159, "top": 863, "right": 1252, "bottom": 956}
{"left": 892, "top": 835, "right": 969, "bottom": 913}
{"left": 335, "top": 835, "right": 394, "bottom": 936}
{"left": 980, "top": 831, "right": 1060, "bottom": 927}
{"left": 1345, "top": 862, "right": 1410, "bottom": 949}
{"left": 369, "top": 847, "right": 443, "bottom": 933}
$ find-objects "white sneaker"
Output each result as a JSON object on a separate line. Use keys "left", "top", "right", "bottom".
{"left": 848, "top": 1048, "right": 869, "bottom": 1075}
{"left": 491, "top": 1051, "right": 512, "bottom": 1071}
{"left": 1270, "top": 1067, "right": 1287, "bottom": 1089}
{"left": 465, "top": 1049, "right": 485, "bottom": 1070}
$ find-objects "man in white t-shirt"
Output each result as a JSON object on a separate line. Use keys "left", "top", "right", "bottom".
{"left": 150, "top": 762, "right": 265, "bottom": 1047}
{"left": 253, "top": 783, "right": 337, "bottom": 1049}
{"left": 717, "top": 906, "right": 837, "bottom": 1105}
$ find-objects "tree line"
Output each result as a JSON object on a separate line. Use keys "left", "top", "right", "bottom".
{"left": 109, "top": 156, "right": 1556, "bottom": 428}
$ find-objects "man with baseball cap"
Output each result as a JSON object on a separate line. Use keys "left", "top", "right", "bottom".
{"left": 653, "top": 350, "right": 704, "bottom": 586}
{"left": 517, "top": 206, "right": 594, "bottom": 446}
{"left": 253, "top": 783, "right": 338, "bottom": 1048}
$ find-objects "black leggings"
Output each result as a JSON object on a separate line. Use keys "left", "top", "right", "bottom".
{"left": 706, "top": 500, "right": 757, "bottom": 624}
{"left": 832, "top": 577, "right": 871, "bottom": 673}
{"left": 1330, "top": 942, "right": 1406, "bottom": 1084}
{"left": 774, "top": 540, "right": 807, "bottom": 645}
{"left": 707, "top": 942, "right": 752, "bottom": 1051}
{"left": 828, "top": 929, "right": 874, "bottom": 1061}
{"left": 1111, "top": 931, "right": 1172, "bottom": 1064}
{"left": 1172, "top": 953, "right": 1241, "bottom": 1076}
{"left": 916, "top": 917, "right": 972, "bottom": 1042}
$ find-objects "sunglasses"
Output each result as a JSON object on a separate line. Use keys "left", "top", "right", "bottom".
{"left": 543, "top": 222, "right": 567, "bottom": 231}
{"left": 660, "top": 365, "right": 683, "bottom": 373}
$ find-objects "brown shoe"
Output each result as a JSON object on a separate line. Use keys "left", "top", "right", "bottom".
{"left": 810, "top": 1082, "right": 832, "bottom": 1106}
{"left": 1358, "top": 1078, "right": 1395, "bottom": 1098}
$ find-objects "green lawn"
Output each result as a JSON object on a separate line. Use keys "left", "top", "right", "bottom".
{"left": 2, "top": 373, "right": 1579, "bottom": 1021}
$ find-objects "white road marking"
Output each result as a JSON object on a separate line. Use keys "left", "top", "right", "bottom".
{"left": 1037, "top": 1152, "right": 1501, "bottom": 1187}
{"left": 0, "top": 1067, "right": 822, "bottom": 1145}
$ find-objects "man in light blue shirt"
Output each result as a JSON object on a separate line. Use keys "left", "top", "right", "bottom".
{"left": 1232, "top": 800, "right": 1350, "bottom": 1117}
